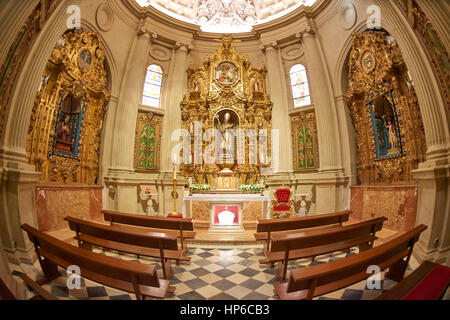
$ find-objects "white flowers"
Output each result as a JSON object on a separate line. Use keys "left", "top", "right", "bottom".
{"left": 191, "top": 184, "right": 212, "bottom": 191}
{"left": 238, "top": 184, "right": 265, "bottom": 192}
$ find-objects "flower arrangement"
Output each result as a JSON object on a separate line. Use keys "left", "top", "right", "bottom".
{"left": 238, "top": 184, "right": 265, "bottom": 192}
{"left": 191, "top": 184, "right": 212, "bottom": 191}
{"left": 144, "top": 187, "right": 152, "bottom": 196}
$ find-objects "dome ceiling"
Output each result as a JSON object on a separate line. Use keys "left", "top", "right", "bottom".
{"left": 136, "top": 0, "right": 318, "bottom": 33}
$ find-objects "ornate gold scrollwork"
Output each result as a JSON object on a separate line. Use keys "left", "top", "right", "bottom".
{"left": 346, "top": 31, "right": 426, "bottom": 184}
{"left": 26, "top": 29, "right": 110, "bottom": 184}
{"left": 180, "top": 37, "right": 273, "bottom": 186}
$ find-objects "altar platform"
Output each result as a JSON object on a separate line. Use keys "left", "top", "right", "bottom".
{"left": 183, "top": 192, "right": 271, "bottom": 235}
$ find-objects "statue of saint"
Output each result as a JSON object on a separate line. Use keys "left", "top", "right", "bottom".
{"left": 216, "top": 112, "right": 236, "bottom": 160}
{"left": 386, "top": 118, "right": 399, "bottom": 150}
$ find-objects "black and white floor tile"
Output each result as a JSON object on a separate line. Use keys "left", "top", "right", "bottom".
{"left": 10, "top": 246, "right": 401, "bottom": 300}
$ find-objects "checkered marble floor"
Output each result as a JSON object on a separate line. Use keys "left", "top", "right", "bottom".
{"left": 10, "top": 246, "right": 403, "bottom": 300}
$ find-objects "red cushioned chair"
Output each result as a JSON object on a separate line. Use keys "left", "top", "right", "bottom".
{"left": 271, "top": 188, "right": 294, "bottom": 219}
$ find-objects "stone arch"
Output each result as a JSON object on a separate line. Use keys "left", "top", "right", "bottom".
{"left": 374, "top": 1, "right": 449, "bottom": 160}
{"left": 1, "top": 0, "right": 81, "bottom": 159}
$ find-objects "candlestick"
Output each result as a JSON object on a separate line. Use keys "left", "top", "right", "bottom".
{"left": 173, "top": 165, "right": 177, "bottom": 180}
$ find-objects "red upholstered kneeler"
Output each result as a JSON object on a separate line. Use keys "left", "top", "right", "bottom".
{"left": 402, "top": 264, "right": 450, "bottom": 300}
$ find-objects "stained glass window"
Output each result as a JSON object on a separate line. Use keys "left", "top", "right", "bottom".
{"left": 142, "top": 64, "right": 163, "bottom": 107}
{"left": 290, "top": 64, "right": 311, "bottom": 108}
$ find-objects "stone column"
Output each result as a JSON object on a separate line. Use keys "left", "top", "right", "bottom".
{"left": 159, "top": 44, "right": 190, "bottom": 216}
{"left": 299, "top": 28, "right": 348, "bottom": 214}
{"left": 109, "top": 26, "right": 151, "bottom": 174}
{"left": 263, "top": 43, "right": 293, "bottom": 177}
{"left": 0, "top": 0, "right": 78, "bottom": 264}
{"left": 412, "top": 167, "right": 449, "bottom": 265}
{"left": 0, "top": 166, "right": 40, "bottom": 264}
{"left": 301, "top": 30, "right": 343, "bottom": 173}
{"left": 0, "top": 239, "right": 26, "bottom": 299}
{"left": 160, "top": 44, "right": 189, "bottom": 175}
{"left": 376, "top": 0, "right": 449, "bottom": 265}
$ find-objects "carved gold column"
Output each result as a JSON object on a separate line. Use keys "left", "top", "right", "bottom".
{"left": 109, "top": 22, "right": 151, "bottom": 173}
{"left": 263, "top": 43, "right": 293, "bottom": 176}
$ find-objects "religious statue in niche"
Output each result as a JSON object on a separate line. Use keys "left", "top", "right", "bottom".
{"left": 368, "top": 91, "right": 402, "bottom": 158}
{"left": 253, "top": 80, "right": 260, "bottom": 92}
{"left": 215, "top": 62, "right": 238, "bottom": 86}
{"left": 215, "top": 110, "right": 239, "bottom": 162}
{"left": 53, "top": 94, "right": 84, "bottom": 157}
{"left": 194, "top": 79, "right": 200, "bottom": 92}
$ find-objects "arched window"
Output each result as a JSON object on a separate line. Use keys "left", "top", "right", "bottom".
{"left": 290, "top": 64, "right": 311, "bottom": 108}
{"left": 142, "top": 64, "right": 163, "bottom": 107}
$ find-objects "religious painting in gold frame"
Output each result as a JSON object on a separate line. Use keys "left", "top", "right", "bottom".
{"left": 291, "top": 110, "right": 319, "bottom": 171}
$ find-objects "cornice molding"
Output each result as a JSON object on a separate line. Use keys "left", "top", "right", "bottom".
{"left": 120, "top": 0, "right": 331, "bottom": 43}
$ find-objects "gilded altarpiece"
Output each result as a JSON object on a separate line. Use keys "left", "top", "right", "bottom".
{"left": 346, "top": 31, "right": 426, "bottom": 184}
{"left": 291, "top": 111, "right": 319, "bottom": 171}
{"left": 134, "top": 111, "right": 162, "bottom": 171}
{"left": 180, "top": 38, "right": 273, "bottom": 186}
{"left": 26, "top": 30, "right": 110, "bottom": 184}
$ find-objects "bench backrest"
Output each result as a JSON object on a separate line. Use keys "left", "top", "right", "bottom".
{"left": 286, "top": 224, "right": 427, "bottom": 296}
{"left": 257, "top": 210, "right": 352, "bottom": 233}
{"left": 21, "top": 224, "right": 160, "bottom": 288}
{"left": 65, "top": 216, "right": 179, "bottom": 251}
{"left": 271, "top": 217, "right": 387, "bottom": 252}
{"left": 102, "top": 210, "right": 194, "bottom": 232}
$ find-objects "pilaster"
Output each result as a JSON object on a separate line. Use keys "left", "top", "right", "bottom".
{"left": 261, "top": 42, "right": 293, "bottom": 177}
{"left": 109, "top": 21, "right": 151, "bottom": 174}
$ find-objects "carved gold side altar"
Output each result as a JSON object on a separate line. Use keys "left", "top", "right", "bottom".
{"left": 180, "top": 37, "right": 273, "bottom": 187}
{"left": 26, "top": 29, "right": 110, "bottom": 184}
{"left": 346, "top": 31, "right": 426, "bottom": 184}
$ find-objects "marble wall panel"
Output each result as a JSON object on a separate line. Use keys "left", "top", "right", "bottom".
{"left": 35, "top": 184, "right": 103, "bottom": 232}
{"left": 191, "top": 201, "right": 210, "bottom": 221}
{"left": 351, "top": 185, "right": 418, "bottom": 231}
{"left": 242, "top": 201, "right": 263, "bottom": 221}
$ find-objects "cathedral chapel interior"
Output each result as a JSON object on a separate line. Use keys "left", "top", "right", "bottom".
{"left": 0, "top": 0, "right": 449, "bottom": 302}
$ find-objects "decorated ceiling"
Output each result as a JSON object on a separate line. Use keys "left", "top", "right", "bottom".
{"left": 135, "top": 0, "right": 318, "bottom": 33}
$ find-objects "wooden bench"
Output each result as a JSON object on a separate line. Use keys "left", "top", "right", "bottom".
{"left": 65, "top": 216, "right": 190, "bottom": 280}
{"left": 1, "top": 274, "right": 57, "bottom": 300}
{"left": 102, "top": 210, "right": 196, "bottom": 251}
{"left": 21, "top": 224, "right": 174, "bottom": 300}
{"left": 266, "top": 217, "right": 387, "bottom": 281}
{"left": 254, "top": 210, "right": 352, "bottom": 253}
{"left": 274, "top": 224, "right": 427, "bottom": 300}
{"left": 376, "top": 260, "right": 450, "bottom": 300}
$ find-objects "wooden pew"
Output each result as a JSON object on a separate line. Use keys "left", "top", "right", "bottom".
{"left": 65, "top": 216, "right": 190, "bottom": 280}
{"left": 274, "top": 224, "right": 427, "bottom": 300}
{"left": 21, "top": 224, "right": 174, "bottom": 300}
{"left": 102, "top": 210, "right": 195, "bottom": 251}
{"left": 266, "top": 217, "right": 387, "bottom": 281}
{"left": 254, "top": 210, "right": 352, "bottom": 253}
{"left": 375, "top": 260, "right": 450, "bottom": 300}
{"left": 1, "top": 275, "right": 57, "bottom": 300}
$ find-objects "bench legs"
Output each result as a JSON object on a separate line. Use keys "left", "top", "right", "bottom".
{"left": 161, "top": 259, "right": 174, "bottom": 280}
{"left": 386, "top": 259, "right": 408, "bottom": 282}
{"left": 276, "top": 261, "right": 289, "bottom": 282}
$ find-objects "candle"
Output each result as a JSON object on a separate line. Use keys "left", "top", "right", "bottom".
{"left": 173, "top": 165, "right": 177, "bottom": 180}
